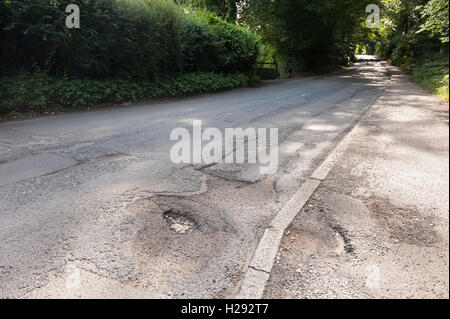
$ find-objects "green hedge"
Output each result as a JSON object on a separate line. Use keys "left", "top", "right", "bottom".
{"left": 0, "top": 1, "right": 259, "bottom": 116}
{"left": 0, "top": 0, "right": 260, "bottom": 79}
{"left": 187, "top": 10, "right": 261, "bottom": 73}
{"left": 0, "top": 72, "right": 249, "bottom": 114}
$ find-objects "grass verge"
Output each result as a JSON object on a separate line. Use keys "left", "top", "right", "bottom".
{"left": 412, "top": 53, "right": 449, "bottom": 102}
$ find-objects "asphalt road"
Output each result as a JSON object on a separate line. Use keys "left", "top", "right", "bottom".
{"left": 264, "top": 63, "right": 449, "bottom": 299}
{"left": 1, "top": 57, "right": 390, "bottom": 298}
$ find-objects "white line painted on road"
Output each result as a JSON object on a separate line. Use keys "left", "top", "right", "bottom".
{"left": 236, "top": 96, "right": 381, "bottom": 299}
{"left": 270, "top": 179, "right": 321, "bottom": 230}
{"left": 236, "top": 268, "right": 271, "bottom": 299}
{"left": 236, "top": 180, "right": 320, "bottom": 299}
{"left": 249, "top": 227, "right": 285, "bottom": 273}
{"left": 310, "top": 129, "right": 358, "bottom": 181}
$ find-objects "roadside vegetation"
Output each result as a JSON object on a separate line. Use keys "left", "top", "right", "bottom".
{"left": 375, "top": 0, "right": 449, "bottom": 101}
{"left": 0, "top": 0, "right": 259, "bottom": 116}
{"left": 237, "top": 0, "right": 375, "bottom": 76}
{"left": 0, "top": 71, "right": 248, "bottom": 115}
{"left": 1, "top": 0, "right": 448, "bottom": 117}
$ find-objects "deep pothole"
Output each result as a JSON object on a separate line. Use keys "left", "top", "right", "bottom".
{"left": 163, "top": 210, "right": 196, "bottom": 234}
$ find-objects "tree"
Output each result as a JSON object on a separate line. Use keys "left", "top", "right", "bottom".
{"left": 179, "top": 0, "right": 239, "bottom": 22}
{"left": 419, "top": 0, "right": 449, "bottom": 43}
{"left": 239, "top": 0, "right": 375, "bottom": 71}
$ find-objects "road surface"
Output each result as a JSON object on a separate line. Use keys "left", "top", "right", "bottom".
{"left": 264, "top": 62, "right": 449, "bottom": 298}
{"left": 0, "top": 56, "right": 447, "bottom": 298}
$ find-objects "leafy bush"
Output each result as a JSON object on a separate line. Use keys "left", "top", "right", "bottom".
{"left": 0, "top": 72, "right": 249, "bottom": 114}
{"left": 189, "top": 10, "right": 260, "bottom": 73}
{"left": 390, "top": 36, "right": 416, "bottom": 69}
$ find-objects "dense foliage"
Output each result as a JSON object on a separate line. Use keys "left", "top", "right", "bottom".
{"left": 0, "top": 72, "right": 248, "bottom": 114}
{"left": 177, "top": 0, "right": 239, "bottom": 22}
{"left": 412, "top": 53, "right": 449, "bottom": 99}
{"left": 0, "top": 0, "right": 259, "bottom": 79}
{"left": 418, "top": 0, "right": 449, "bottom": 44}
{"left": 0, "top": 0, "right": 259, "bottom": 115}
{"left": 376, "top": 0, "right": 449, "bottom": 100}
{"left": 238, "top": 0, "right": 374, "bottom": 74}
{"left": 1, "top": 0, "right": 448, "bottom": 116}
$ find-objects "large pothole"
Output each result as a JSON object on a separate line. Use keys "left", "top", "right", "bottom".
{"left": 163, "top": 210, "right": 196, "bottom": 234}
{"left": 124, "top": 177, "right": 276, "bottom": 297}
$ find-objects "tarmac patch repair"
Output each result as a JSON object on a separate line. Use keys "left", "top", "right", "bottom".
{"left": 0, "top": 153, "right": 78, "bottom": 187}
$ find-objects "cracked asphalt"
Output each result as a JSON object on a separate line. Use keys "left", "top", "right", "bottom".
{"left": 2, "top": 56, "right": 444, "bottom": 299}
{"left": 264, "top": 63, "right": 449, "bottom": 299}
